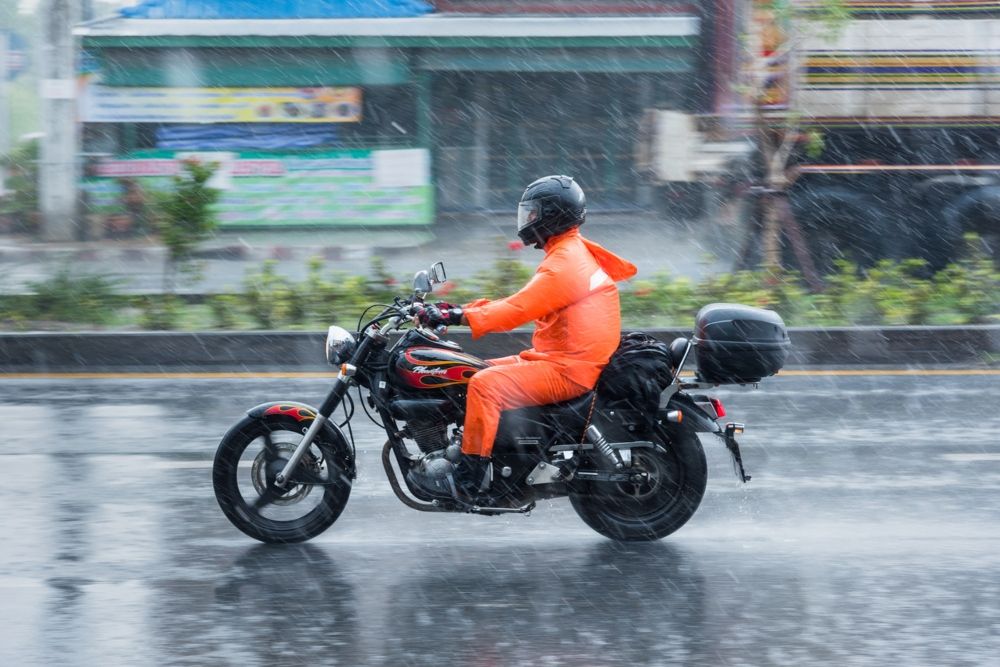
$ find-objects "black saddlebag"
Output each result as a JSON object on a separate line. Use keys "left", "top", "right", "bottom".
{"left": 597, "top": 332, "right": 675, "bottom": 410}
{"left": 693, "top": 303, "right": 790, "bottom": 384}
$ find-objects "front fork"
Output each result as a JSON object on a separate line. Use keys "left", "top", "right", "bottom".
{"left": 274, "top": 363, "right": 357, "bottom": 487}
{"left": 273, "top": 329, "right": 379, "bottom": 488}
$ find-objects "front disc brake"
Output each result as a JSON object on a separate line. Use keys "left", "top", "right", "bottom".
{"left": 250, "top": 442, "right": 322, "bottom": 506}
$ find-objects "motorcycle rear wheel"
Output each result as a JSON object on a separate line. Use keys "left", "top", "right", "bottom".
{"left": 213, "top": 416, "right": 352, "bottom": 544}
{"left": 569, "top": 428, "right": 707, "bottom": 541}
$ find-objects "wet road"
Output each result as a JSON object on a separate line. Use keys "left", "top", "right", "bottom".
{"left": 2, "top": 373, "right": 999, "bottom": 666}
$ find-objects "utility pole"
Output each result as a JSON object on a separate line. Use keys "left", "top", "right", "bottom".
{"left": 39, "top": 0, "right": 80, "bottom": 241}
{"left": 0, "top": 30, "right": 9, "bottom": 196}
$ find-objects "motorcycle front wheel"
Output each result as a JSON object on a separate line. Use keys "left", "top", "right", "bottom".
{"left": 569, "top": 427, "right": 707, "bottom": 541}
{"left": 213, "top": 416, "right": 353, "bottom": 544}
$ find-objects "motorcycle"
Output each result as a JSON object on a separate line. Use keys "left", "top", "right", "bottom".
{"left": 213, "top": 261, "right": 790, "bottom": 543}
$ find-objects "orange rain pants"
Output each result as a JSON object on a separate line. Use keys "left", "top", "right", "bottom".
{"left": 462, "top": 355, "right": 589, "bottom": 457}
{"left": 461, "top": 227, "right": 637, "bottom": 457}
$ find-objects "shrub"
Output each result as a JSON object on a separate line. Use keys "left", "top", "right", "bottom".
{"left": 865, "top": 259, "right": 934, "bottom": 325}
{"left": 811, "top": 261, "right": 878, "bottom": 325}
{"left": 368, "top": 255, "right": 401, "bottom": 302}
{"left": 4, "top": 240, "right": 998, "bottom": 331}
{"left": 298, "top": 256, "right": 399, "bottom": 328}
{"left": 153, "top": 159, "right": 220, "bottom": 294}
{"left": 28, "top": 270, "right": 121, "bottom": 324}
{"left": 930, "top": 235, "right": 1000, "bottom": 324}
{"left": 698, "top": 270, "right": 777, "bottom": 311}
{"left": 763, "top": 269, "right": 814, "bottom": 326}
{"left": 140, "top": 295, "right": 183, "bottom": 330}
{"left": 208, "top": 293, "right": 243, "bottom": 329}
{"left": 243, "top": 260, "right": 303, "bottom": 329}
{"left": 619, "top": 278, "right": 661, "bottom": 320}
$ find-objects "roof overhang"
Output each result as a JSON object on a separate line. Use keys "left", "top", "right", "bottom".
{"left": 77, "top": 15, "right": 699, "bottom": 47}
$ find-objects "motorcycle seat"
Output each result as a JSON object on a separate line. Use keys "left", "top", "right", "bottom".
{"left": 543, "top": 391, "right": 596, "bottom": 422}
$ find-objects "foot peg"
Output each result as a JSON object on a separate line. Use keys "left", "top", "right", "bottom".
{"left": 526, "top": 458, "right": 576, "bottom": 485}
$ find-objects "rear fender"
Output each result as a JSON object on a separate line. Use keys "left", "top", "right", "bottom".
{"left": 660, "top": 393, "right": 721, "bottom": 434}
{"left": 246, "top": 401, "right": 356, "bottom": 480}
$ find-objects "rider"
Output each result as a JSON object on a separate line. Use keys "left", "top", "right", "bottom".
{"left": 411, "top": 175, "right": 637, "bottom": 501}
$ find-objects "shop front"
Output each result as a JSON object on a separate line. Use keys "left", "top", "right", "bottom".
{"left": 431, "top": 67, "right": 694, "bottom": 212}
{"left": 76, "top": 4, "right": 701, "bottom": 229}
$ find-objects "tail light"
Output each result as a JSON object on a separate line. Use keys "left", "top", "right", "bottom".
{"left": 709, "top": 398, "right": 727, "bottom": 419}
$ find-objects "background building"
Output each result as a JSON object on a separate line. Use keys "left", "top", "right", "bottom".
{"left": 76, "top": 0, "right": 717, "bottom": 230}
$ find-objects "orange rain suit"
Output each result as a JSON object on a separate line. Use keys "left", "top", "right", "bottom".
{"left": 461, "top": 227, "right": 638, "bottom": 457}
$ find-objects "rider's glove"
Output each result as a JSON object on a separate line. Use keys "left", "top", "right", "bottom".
{"left": 434, "top": 302, "right": 464, "bottom": 326}
{"left": 416, "top": 303, "right": 463, "bottom": 328}
{"left": 415, "top": 303, "right": 446, "bottom": 328}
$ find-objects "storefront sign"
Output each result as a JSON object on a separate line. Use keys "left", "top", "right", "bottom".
{"left": 80, "top": 86, "right": 363, "bottom": 123}
{"left": 82, "top": 149, "right": 432, "bottom": 227}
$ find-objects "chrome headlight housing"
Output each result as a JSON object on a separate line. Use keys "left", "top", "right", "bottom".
{"left": 325, "top": 326, "right": 357, "bottom": 366}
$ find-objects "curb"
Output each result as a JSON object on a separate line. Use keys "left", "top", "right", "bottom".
{"left": 1, "top": 326, "right": 998, "bottom": 373}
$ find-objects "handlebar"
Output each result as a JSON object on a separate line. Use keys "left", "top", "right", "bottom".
{"left": 359, "top": 297, "right": 449, "bottom": 338}
{"left": 406, "top": 301, "right": 451, "bottom": 336}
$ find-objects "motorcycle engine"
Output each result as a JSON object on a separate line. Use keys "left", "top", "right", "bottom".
{"left": 405, "top": 421, "right": 464, "bottom": 486}
{"left": 405, "top": 418, "right": 450, "bottom": 454}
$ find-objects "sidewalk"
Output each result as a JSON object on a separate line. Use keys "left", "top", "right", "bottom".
{"left": 0, "top": 213, "right": 739, "bottom": 294}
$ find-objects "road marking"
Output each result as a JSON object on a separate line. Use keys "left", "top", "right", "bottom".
{"left": 0, "top": 372, "right": 340, "bottom": 380}
{"left": 0, "top": 369, "right": 998, "bottom": 380}
{"left": 940, "top": 453, "right": 1000, "bottom": 462}
{"left": 778, "top": 369, "right": 1000, "bottom": 377}
{"left": 153, "top": 460, "right": 251, "bottom": 469}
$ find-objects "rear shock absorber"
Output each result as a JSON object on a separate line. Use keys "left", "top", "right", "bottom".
{"left": 586, "top": 425, "right": 623, "bottom": 469}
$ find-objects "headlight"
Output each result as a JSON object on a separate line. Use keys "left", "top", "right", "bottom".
{"left": 325, "top": 326, "right": 357, "bottom": 366}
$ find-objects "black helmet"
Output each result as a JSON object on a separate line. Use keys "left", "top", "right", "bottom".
{"left": 517, "top": 175, "right": 586, "bottom": 247}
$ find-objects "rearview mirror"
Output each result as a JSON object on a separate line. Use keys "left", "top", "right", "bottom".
{"left": 430, "top": 261, "right": 447, "bottom": 284}
{"left": 413, "top": 270, "right": 432, "bottom": 294}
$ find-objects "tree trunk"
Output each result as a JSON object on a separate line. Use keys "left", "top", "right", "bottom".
{"left": 735, "top": 191, "right": 765, "bottom": 270}
{"left": 776, "top": 193, "right": 824, "bottom": 291}
{"left": 761, "top": 191, "right": 782, "bottom": 268}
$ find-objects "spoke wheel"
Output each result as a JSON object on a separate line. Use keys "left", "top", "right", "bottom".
{"left": 570, "top": 428, "right": 707, "bottom": 542}
{"left": 213, "top": 416, "right": 352, "bottom": 544}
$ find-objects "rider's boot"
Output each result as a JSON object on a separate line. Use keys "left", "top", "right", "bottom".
{"left": 450, "top": 454, "right": 492, "bottom": 502}
{"left": 407, "top": 453, "right": 491, "bottom": 504}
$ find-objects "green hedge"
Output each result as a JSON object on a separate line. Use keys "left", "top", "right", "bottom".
{"left": 1, "top": 236, "right": 997, "bottom": 331}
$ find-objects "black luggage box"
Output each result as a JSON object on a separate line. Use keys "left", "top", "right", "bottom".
{"left": 693, "top": 303, "right": 790, "bottom": 384}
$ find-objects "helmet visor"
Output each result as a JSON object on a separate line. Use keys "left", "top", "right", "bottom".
{"left": 517, "top": 201, "right": 542, "bottom": 232}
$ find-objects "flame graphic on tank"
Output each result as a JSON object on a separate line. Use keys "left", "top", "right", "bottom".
{"left": 396, "top": 347, "right": 487, "bottom": 389}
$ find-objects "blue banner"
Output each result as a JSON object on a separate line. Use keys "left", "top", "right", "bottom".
{"left": 121, "top": 0, "right": 433, "bottom": 19}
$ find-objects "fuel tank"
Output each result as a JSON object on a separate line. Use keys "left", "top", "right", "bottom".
{"left": 390, "top": 344, "right": 489, "bottom": 393}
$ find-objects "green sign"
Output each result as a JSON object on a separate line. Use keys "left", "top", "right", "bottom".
{"left": 82, "top": 149, "right": 433, "bottom": 227}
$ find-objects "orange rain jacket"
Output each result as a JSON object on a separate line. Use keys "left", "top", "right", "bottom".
{"left": 463, "top": 227, "right": 638, "bottom": 389}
